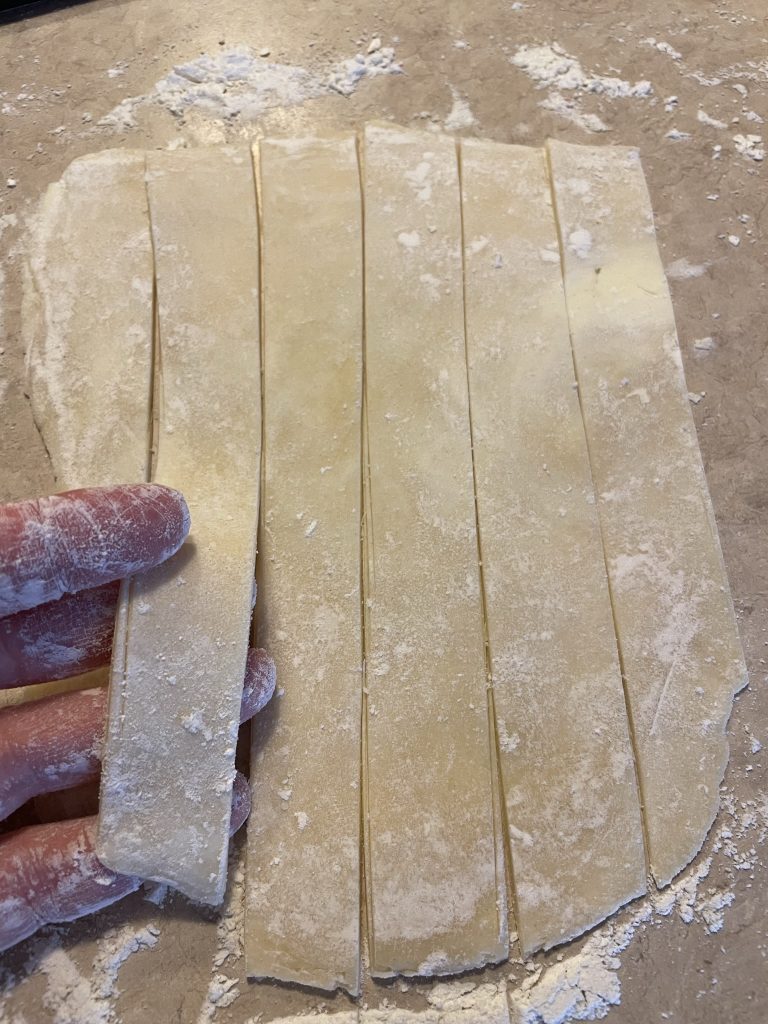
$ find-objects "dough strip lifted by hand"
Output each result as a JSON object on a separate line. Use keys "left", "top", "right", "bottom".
{"left": 97, "top": 148, "right": 262, "bottom": 905}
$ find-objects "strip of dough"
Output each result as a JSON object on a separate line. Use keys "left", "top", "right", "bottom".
{"left": 97, "top": 148, "right": 261, "bottom": 904}
{"left": 547, "top": 140, "right": 747, "bottom": 887}
{"left": 459, "top": 140, "right": 646, "bottom": 953}
{"left": 362, "top": 123, "right": 508, "bottom": 977}
{"left": 24, "top": 150, "right": 154, "bottom": 492}
{"left": 245, "top": 136, "right": 363, "bottom": 994}
{"left": 8, "top": 150, "right": 154, "bottom": 713}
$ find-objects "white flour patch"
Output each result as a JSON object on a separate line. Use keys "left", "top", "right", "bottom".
{"left": 398, "top": 230, "right": 421, "bottom": 250}
{"left": 196, "top": 839, "right": 246, "bottom": 1022}
{"left": 444, "top": 87, "right": 477, "bottom": 132}
{"left": 665, "top": 257, "right": 707, "bottom": 280}
{"left": 540, "top": 93, "right": 609, "bottom": 133}
{"left": 509, "top": 790, "right": 767, "bottom": 1023}
{"left": 697, "top": 109, "right": 727, "bottom": 129}
{"left": 733, "top": 134, "right": 765, "bottom": 161}
{"left": 567, "top": 228, "right": 592, "bottom": 259}
{"left": 0, "top": 923, "right": 161, "bottom": 1024}
{"left": 665, "top": 128, "right": 690, "bottom": 141}
{"left": 510, "top": 43, "right": 650, "bottom": 133}
{"left": 641, "top": 38, "right": 683, "bottom": 61}
{"left": 99, "top": 44, "right": 402, "bottom": 130}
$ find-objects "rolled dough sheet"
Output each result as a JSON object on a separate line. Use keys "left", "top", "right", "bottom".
{"left": 9, "top": 150, "right": 154, "bottom": 713}
{"left": 459, "top": 139, "right": 647, "bottom": 954}
{"left": 97, "top": 148, "right": 262, "bottom": 904}
{"left": 547, "top": 140, "right": 748, "bottom": 887}
{"left": 245, "top": 135, "right": 363, "bottom": 994}
{"left": 362, "top": 123, "right": 508, "bottom": 977}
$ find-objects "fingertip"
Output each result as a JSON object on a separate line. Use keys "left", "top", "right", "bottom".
{"left": 240, "top": 648, "right": 277, "bottom": 723}
{"left": 229, "top": 771, "right": 251, "bottom": 835}
{"left": 149, "top": 485, "right": 191, "bottom": 544}
{"left": 123, "top": 483, "right": 191, "bottom": 560}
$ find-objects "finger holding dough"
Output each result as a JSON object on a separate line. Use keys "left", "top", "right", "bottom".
{"left": 0, "top": 484, "right": 190, "bottom": 618}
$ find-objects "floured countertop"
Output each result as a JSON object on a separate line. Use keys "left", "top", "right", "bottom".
{"left": 0, "top": 1, "right": 766, "bottom": 1022}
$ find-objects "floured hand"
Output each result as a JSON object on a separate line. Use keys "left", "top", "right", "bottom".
{"left": 0, "top": 485, "right": 275, "bottom": 953}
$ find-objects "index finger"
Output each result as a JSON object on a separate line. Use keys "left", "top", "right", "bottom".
{"left": 0, "top": 484, "right": 190, "bottom": 617}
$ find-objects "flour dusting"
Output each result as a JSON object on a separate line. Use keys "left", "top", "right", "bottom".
{"left": 665, "top": 257, "right": 707, "bottom": 280}
{"left": 508, "top": 789, "right": 767, "bottom": 1023}
{"left": 195, "top": 839, "right": 246, "bottom": 1023}
{"left": 733, "top": 134, "right": 764, "bottom": 161}
{"left": 1, "top": 788, "right": 764, "bottom": 1023}
{"left": 444, "top": 88, "right": 477, "bottom": 132}
{"left": 99, "top": 44, "right": 401, "bottom": 129}
{"left": 510, "top": 44, "right": 651, "bottom": 133}
{"left": 0, "top": 923, "right": 160, "bottom": 1024}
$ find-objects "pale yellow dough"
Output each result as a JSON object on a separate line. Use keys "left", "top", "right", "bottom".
{"left": 7, "top": 150, "right": 155, "bottom": 712}
{"left": 548, "top": 140, "right": 747, "bottom": 887}
{"left": 97, "top": 148, "right": 262, "bottom": 905}
{"left": 245, "top": 136, "right": 363, "bottom": 994}
{"left": 459, "top": 139, "right": 646, "bottom": 954}
{"left": 25, "top": 149, "right": 154, "bottom": 492}
{"left": 362, "top": 124, "right": 508, "bottom": 977}
{"left": 18, "top": 132, "right": 747, "bottom": 978}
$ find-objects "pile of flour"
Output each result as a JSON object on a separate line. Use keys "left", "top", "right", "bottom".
{"left": 99, "top": 43, "right": 401, "bottom": 130}
{"left": 509, "top": 43, "right": 652, "bottom": 134}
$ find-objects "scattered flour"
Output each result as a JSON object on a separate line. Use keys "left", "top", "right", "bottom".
{"left": 567, "top": 228, "right": 592, "bottom": 259}
{"left": 510, "top": 44, "right": 650, "bottom": 133}
{"left": 540, "top": 93, "right": 609, "bottom": 134}
{"left": 444, "top": 87, "right": 477, "bottom": 132}
{"left": 733, "top": 133, "right": 765, "bottom": 161}
{"left": 196, "top": 839, "right": 246, "bottom": 1022}
{"left": 2, "top": 924, "right": 160, "bottom": 1024}
{"left": 641, "top": 38, "right": 683, "bottom": 61}
{"left": 697, "top": 109, "right": 727, "bottom": 129}
{"left": 2, "top": 787, "right": 765, "bottom": 1024}
{"left": 510, "top": 44, "right": 651, "bottom": 98}
{"left": 665, "top": 257, "right": 707, "bottom": 280}
{"left": 99, "top": 44, "right": 402, "bottom": 130}
{"left": 509, "top": 791, "right": 767, "bottom": 1023}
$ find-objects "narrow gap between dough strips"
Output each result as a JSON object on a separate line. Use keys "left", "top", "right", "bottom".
{"left": 244, "top": 142, "right": 266, "bottom": 947}
{"left": 249, "top": 141, "right": 266, "bottom": 651}
{"left": 543, "top": 140, "right": 653, "bottom": 884}
{"left": 455, "top": 138, "right": 519, "bottom": 949}
{"left": 145, "top": 153, "right": 162, "bottom": 485}
{"left": 355, "top": 129, "right": 376, "bottom": 978}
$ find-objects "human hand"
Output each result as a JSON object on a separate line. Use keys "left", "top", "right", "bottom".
{"left": 0, "top": 484, "right": 274, "bottom": 953}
